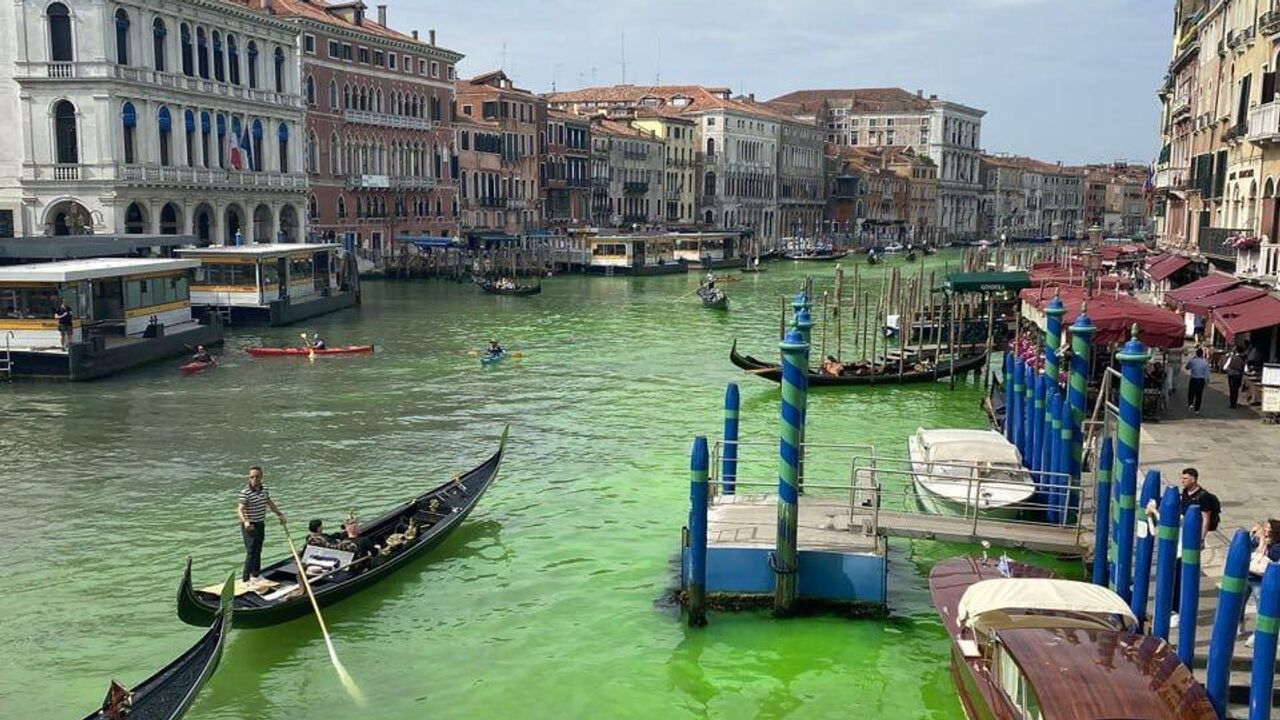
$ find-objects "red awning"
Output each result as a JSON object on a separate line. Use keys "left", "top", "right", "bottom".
{"left": 1145, "top": 253, "right": 1170, "bottom": 268}
{"left": 1165, "top": 273, "right": 1239, "bottom": 308}
{"left": 1100, "top": 244, "right": 1146, "bottom": 261}
{"left": 1019, "top": 288, "right": 1185, "bottom": 348}
{"left": 1182, "top": 286, "right": 1267, "bottom": 316}
{"left": 1212, "top": 294, "right": 1280, "bottom": 343}
{"left": 1147, "top": 255, "right": 1191, "bottom": 282}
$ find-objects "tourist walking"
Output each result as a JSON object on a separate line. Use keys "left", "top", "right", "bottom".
{"left": 1224, "top": 346, "right": 1246, "bottom": 408}
{"left": 236, "top": 466, "right": 286, "bottom": 584}
{"left": 1149, "top": 467, "right": 1221, "bottom": 627}
{"left": 1185, "top": 348, "right": 1210, "bottom": 414}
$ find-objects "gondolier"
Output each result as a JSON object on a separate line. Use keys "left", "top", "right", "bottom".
{"left": 236, "top": 466, "right": 285, "bottom": 584}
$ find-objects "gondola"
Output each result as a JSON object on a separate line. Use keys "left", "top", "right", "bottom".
{"left": 866, "top": 252, "right": 882, "bottom": 265}
{"left": 905, "top": 250, "right": 919, "bottom": 262}
{"left": 729, "top": 340, "right": 987, "bottom": 386}
{"left": 85, "top": 577, "right": 234, "bottom": 720}
{"left": 473, "top": 276, "right": 542, "bottom": 296}
{"left": 177, "top": 430, "right": 508, "bottom": 628}
{"left": 784, "top": 250, "right": 848, "bottom": 262}
{"left": 698, "top": 287, "right": 729, "bottom": 310}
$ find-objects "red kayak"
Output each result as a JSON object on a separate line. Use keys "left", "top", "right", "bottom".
{"left": 245, "top": 345, "right": 374, "bottom": 357}
{"left": 179, "top": 360, "right": 215, "bottom": 375}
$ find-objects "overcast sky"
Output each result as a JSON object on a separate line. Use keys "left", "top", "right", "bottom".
{"left": 391, "top": 0, "right": 1169, "bottom": 165}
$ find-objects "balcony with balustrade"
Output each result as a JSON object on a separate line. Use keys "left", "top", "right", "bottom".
{"left": 623, "top": 181, "right": 649, "bottom": 194}
{"left": 115, "top": 164, "right": 308, "bottom": 190}
{"left": 346, "top": 174, "right": 438, "bottom": 190}
{"left": 1247, "top": 102, "right": 1280, "bottom": 143}
{"left": 16, "top": 61, "right": 303, "bottom": 109}
{"left": 1199, "top": 227, "right": 1250, "bottom": 263}
{"left": 343, "top": 109, "right": 433, "bottom": 131}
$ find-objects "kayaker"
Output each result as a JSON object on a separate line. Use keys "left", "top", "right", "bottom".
{"left": 309, "top": 333, "right": 327, "bottom": 351}
{"left": 486, "top": 339, "right": 504, "bottom": 357}
{"left": 191, "top": 345, "right": 215, "bottom": 364}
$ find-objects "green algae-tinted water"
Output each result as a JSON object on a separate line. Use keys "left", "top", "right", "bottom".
{"left": 0, "top": 252, "right": 1075, "bottom": 718}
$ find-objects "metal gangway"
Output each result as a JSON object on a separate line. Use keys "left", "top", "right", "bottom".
{"left": 709, "top": 440, "right": 1089, "bottom": 555}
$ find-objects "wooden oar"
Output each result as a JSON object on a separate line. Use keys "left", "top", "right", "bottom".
{"left": 673, "top": 284, "right": 708, "bottom": 302}
{"left": 299, "top": 333, "right": 315, "bottom": 360}
{"left": 280, "top": 521, "right": 366, "bottom": 705}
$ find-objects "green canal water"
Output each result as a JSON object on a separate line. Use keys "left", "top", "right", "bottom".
{"left": 0, "top": 252, "right": 1074, "bottom": 719}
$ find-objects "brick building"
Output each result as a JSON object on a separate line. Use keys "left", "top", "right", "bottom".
{"left": 274, "top": 0, "right": 461, "bottom": 254}
{"left": 455, "top": 71, "right": 543, "bottom": 237}
{"left": 589, "top": 117, "right": 664, "bottom": 228}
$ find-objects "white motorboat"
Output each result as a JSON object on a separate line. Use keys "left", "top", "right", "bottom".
{"left": 883, "top": 243, "right": 905, "bottom": 254}
{"left": 907, "top": 428, "right": 1034, "bottom": 519}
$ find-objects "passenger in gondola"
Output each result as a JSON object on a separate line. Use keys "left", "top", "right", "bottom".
{"left": 821, "top": 355, "right": 846, "bottom": 376}
{"left": 487, "top": 339, "right": 504, "bottom": 357}
{"left": 336, "top": 518, "right": 380, "bottom": 561}
{"left": 191, "top": 345, "right": 215, "bottom": 364}
{"left": 306, "top": 518, "right": 336, "bottom": 548}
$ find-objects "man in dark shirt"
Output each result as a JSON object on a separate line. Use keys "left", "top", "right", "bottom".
{"left": 1179, "top": 467, "right": 1221, "bottom": 541}
{"left": 53, "top": 297, "right": 73, "bottom": 350}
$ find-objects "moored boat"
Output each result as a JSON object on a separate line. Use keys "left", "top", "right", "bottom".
{"left": 883, "top": 243, "right": 905, "bottom": 255}
{"left": 85, "top": 577, "right": 233, "bottom": 720}
{"left": 245, "top": 345, "right": 374, "bottom": 357}
{"left": 907, "top": 428, "right": 1033, "bottom": 519}
{"left": 177, "top": 430, "right": 507, "bottom": 628}
{"left": 930, "top": 556, "right": 1216, "bottom": 720}
{"left": 785, "top": 249, "right": 849, "bottom": 261}
{"left": 729, "top": 340, "right": 985, "bottom": 387}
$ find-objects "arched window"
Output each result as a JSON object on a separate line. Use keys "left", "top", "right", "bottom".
{"left": 277, "top": 122, "right": 289, "bottom": 172}
{"left": 336, "top": 195, "right": 346, "bottom": 219}
{"left": 124, "top": 202, "right": 146, "bottom": 234}
{"left": 160, "top": 203, "right": 180, "bottom": 234}
{"left": 157, "top": 106, "right": 172, "bottom": 166}
{"left": 460, "top": 170, "right": 468, "bottom": 199}
{"left": 308, "top": 195, "right": 318, "bottom": 221}
{"left": 706, "top": 138, "right": 715, "bottom": 157}
{"left": 305, "top": 75, "right": 315, "bottom": 105}
{"left": 329, "top": 132, "right": 339, "bottom": 175}
{"left": 200, "top": 111, "right": 211, "bottom": 168}
{"left": 343, "top": 84, "right": 351, "bottom": 110}
{"left": 114, "top": 9, "right": 130, "bottom": 65}
{"left": 211, "top": 31, "right": 224, "bottom": 82}
{"left": 120, "top": 101, "right": 136, "bottom": 164}
{"left": 54, "top": 100, "right": 78, "bottom": 164}
{"left": 152, "top": 18, "right": 166, "bottom": 71}
{"left": 184, "top": 109, "right": 195, "bottom": 165}
{"left": 273, "top": 47, "right": 284, "bottom": 93}
{"left": 251, "top": 118, "right": 263, "bottom": 171}
{"left": 246, "top": 41, "right": 258, "bottom": 88}
{"left": 216, "top": 114, "right": 227, "bottom": 167}
{"left": 179, "top": 24, "right": 192, "bottom": 76}
{"left": 195, "top": 27, "right": 208, "bottom": 79}
{"left": 306, "top": 130, "right": 317, "bottom": 173}
{"left": 328, "top": 80, "right": 337, "bottom": 110}
{"left": 227, "top": 35, "right": 240, "bottom": 85}
{"left": 48, "top": 3, "right": 73, "bottom": 62}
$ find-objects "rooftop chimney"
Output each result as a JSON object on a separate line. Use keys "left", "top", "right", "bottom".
{"left": 916, "top": 89, "right": 923, "bottom": 98}
{"left": 929, "top": 94, "right": 937, "bottom": 100}
{"left": 748, "top": 92, "right": 755, "bottom": 102}
{"left": 412, "top": 29, "right": 419, "bottom": 40}
{"left": 376, "top": 4, "right": 386, "bottom": 25}
{"left": 429, "top": 29, "right": 436, "bottom": 46}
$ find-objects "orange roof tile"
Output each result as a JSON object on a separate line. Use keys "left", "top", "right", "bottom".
{"left": 768, "top": 88, "right": 933, "bottom": 114}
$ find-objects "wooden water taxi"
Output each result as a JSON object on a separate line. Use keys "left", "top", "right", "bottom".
{"left": 930, "top": 557, "right": 1216, "bottom": 720}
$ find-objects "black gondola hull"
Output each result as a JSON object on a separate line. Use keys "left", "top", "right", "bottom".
{"left": 474, "top": 277, "right": 542, "bottom": 296}
{"left": 177, "top": 432, "right": 506, "bottom": 628}
{"left": 729, "top": 340, "right": 987, "bottom": 386}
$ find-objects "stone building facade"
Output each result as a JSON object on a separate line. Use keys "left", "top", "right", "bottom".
{"left": 0, "top": 0, "right": 307, "bottom": 244}
{"left": 456, "top": 70, "right": 543, "bottom": 235}
{"left": 589, "top": 117, "right": 664, "bottom": 228}
{"left": 542, "top": 109, "right": 591, "bottom": 229}
{"left": 276, "top": 0, "right": 462, "bottom": 253}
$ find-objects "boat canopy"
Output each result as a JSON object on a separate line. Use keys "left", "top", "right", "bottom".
{"left": 957, "top": 578, "right": 1137, "bottom": 635}
{"left": 917, "top": 429, "right": 1021, "bottom": 465}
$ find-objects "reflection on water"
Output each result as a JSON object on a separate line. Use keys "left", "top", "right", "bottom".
{"left": 1, "top": 255, "right": 996, "bottom": 719}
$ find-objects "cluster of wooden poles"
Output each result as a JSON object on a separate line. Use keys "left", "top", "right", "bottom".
{"left": 784, "top": 263, "right": 998, "bottom": 388}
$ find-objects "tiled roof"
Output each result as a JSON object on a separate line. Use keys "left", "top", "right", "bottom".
{"left": 545, "top": 84, "right": 800, "bottom": 124}
{"left": 591, "top": 118, "right": 660, "bottom": 141}
{"left": 253, "top": 0, "right": 437, "bottom": 46}
{"left": 982, "top": 154, "right": 1080, "bottom": 176}
{"left": 546, "top": 108, "right": 590, "bottom": 125}
{"left": 768, "top": 88, "right": 934, "bottom": 114}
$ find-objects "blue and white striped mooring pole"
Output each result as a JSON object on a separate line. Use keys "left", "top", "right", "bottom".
{"left": 1031, "top": 371, "right": 1046, "bottom": 477}
{"left": 721, "top": 383, "right": 740, "bottom": 496}
{"left": 1090, "top": 436, "right": 1114, "bottom": 586}
{"left": 1207, "top": 529, "right": 1252, "bottom": 718}
{"left": 1151, "top": 485, "right": 1180, "bottom": 641}
{"left": 1022, "top": 360, "right": 1035, "bottom": 469}
{"left": 1249, "top": 564, "right": 1280, "bottom": 720}
{"left": 774, "top": 328, "right": 809, "bottom": 616}
{"left": 1176, "top": 506, "right": 1203, "bottom": 668}
{"left": 1003, "top": 351, "right": 1015, "bottom": 442}
{"left": 687, "top": 436, "right": 709, "bottom": 627}
{"left": 793, "top": 307, "right": 813, "bottom": 494}
{"left": 1112, "top": 457, "right": 1137, "bottom": 602}
{"left": 1129, "top": 469, "right": 1161, "bottom": 629}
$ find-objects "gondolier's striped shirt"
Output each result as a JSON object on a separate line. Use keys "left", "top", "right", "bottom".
{"left": 238, "top": 486, "right": 271, "bottom": 523}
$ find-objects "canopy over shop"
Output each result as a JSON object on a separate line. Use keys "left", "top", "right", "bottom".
{"left": 1019, "top": 287, "right": 1184, "bottom": 349}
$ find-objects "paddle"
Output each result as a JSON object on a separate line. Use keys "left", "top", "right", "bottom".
{"left": 468, "top": 348, "right": 523, "bottom": 359}
{"left": 674, "top": 283, "right": 710, "bottom": 302}
{"left": 279, "top": 521, "right": 366, "bottom": 706}
{"left": 300, "top": 333, "right": 315, "bottom": 360}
